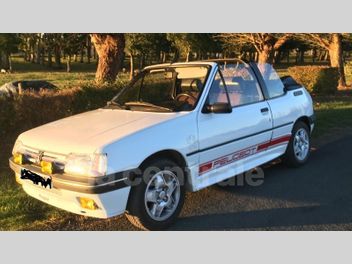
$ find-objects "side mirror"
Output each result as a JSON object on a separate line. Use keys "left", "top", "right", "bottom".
{"left": 281, "top": 75, "right": 301, "bottom": 92}
{"left": 205, "top": 103, "right": 232, "bottom": 114}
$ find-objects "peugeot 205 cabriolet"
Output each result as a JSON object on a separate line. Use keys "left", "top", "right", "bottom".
{"left": 9, "top": 59, "right": 314, "bottom": 230}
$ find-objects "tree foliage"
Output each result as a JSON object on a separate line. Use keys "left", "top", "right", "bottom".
{"left": 217, "top": 33, "right": 292, "bottom": 64}
{"left": 1, "top": 33, "right": 352, "bottom": 89}
{"left": 297, "top": 33, "right": 347, "bottom": 87}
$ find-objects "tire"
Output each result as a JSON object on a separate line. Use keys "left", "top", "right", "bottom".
{"left": 283, "top": 121, "right": 311, "bottom": 167}
{"left": 125, "top": 158, "right": 186, "bottom": 230}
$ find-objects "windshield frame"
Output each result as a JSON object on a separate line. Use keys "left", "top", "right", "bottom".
{"left": 111, "top": 63, "right": 213, "bottom": 113}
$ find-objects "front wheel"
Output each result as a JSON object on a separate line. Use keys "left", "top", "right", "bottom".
{"left": 125, "top": 159, "right": 185, "bottom": 230}
{"left": 283, "top": 121, "right": 311, "bottom": 167}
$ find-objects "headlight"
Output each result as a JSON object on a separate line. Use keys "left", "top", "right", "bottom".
{"left": 64, "top": 153, "right": 107, "bottom": 177}
{"left": 12, "top": 140, "right": 24, "bottom": 155}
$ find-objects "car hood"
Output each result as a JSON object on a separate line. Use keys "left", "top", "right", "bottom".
{"left": 18, "top": 108, "right": 186, "bottom": 154}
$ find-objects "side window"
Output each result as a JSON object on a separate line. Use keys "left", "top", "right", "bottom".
{"left": 207, "top": 71, "right": 230, "bottom": 105}
{"left": 219, "top": 63, "right": 264, "bottom": 107}
{"left": 257, "top": 63, "right": 285, "bottom": 98}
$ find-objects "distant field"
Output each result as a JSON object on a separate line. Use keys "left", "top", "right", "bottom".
{"left": 0, "top": 57, "right": 129, "bottom": 89}
{"left": 2, "top": 57, "right": 352, "bottom": 89}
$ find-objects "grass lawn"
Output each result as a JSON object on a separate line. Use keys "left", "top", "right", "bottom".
{"left": 0, "top": 59, "right": 352, "bottom": 230}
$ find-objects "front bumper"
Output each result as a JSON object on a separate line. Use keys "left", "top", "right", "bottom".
{"left": 9, "top": 158, "right": 131, "bottom": 218}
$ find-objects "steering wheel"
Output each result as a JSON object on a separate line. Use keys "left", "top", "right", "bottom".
{"left": 175, "top": 93, "right": 197, "bottom": 105}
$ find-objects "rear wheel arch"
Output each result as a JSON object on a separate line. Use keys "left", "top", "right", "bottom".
{"left": 294, "top": 116, "right": 311, "bottom": 133}
{"left": 284, "top": 119, "right": 311, "bottom": 167}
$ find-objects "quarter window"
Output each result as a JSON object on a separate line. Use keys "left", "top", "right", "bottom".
{"left": 257, "top": 63, "right": 285, "bottom": 98}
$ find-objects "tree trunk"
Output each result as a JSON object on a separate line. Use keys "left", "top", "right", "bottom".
{"left": 299, "top": 50, "right": 305, "bottom": 63}
{"left": 23, "top": 51, "right": 29, "bottom": 61}
{"left": 87, "top": 39, "right": 91, "bottom": 64}
{"left": 48, "top": 50, "right": 52, "bottom": 67}
{"left": 173, "top": 50, "right": 179, "bottom": 62}
{"left": 93, "top": 47, "right": 97, "bottom": 60}
{"left": 251, "top": 51, "right": 257, "bottom": 61}
{"left": 40, "top": 49, "right": 45, "bottom": 65}
{"left": 66, "top": 55, "right": 71, "bottom": 72}
{"left": 8, "top": 55, "right": 12, "bottom": 71}
{"left": 36, "top": 38, "right": 41, "bottom": 64}
{"left": 324, "top": 51, "right": 329, "bottom": 61}
{"left": 1, "top": 52, "right": 10, "bottom": 70}
{"left": 55, "top": 47, "right": 61, "bottom": 68}
{"left": 295, "top": 49, "right": 299, "bottom": 63}
{"left": 254, "top": 52, "right": 258, "bottom": 62}
{"left": 185, "top": 51, "right": 190, "bottom": 62}
{"left": 139, "top": 54, "right": 145, "bottom": 69}
{"left": 90, "top": 33, "right": 125, "bottom": 84}
{"left": 80, "top": 48, "right": 84, "bottom": 63}
{"left": 30, "top": 43, "right": 35, "bottom": 63}
{"left": 274, "top": 51, "right": 281, "bottom": 64}
{"left": 328, "top": 33, "right": 346, "bottom": 88}
{"left": 258, "top": 44, "right": 274, "bottom": 64}
{"left": 312, "top": 48, "right": 317, "bottom": 63}
{"left": 129, "top": 53, "right": 134, "bottom": 80}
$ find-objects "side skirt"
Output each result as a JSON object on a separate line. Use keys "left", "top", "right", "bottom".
{"left": 192, "top": 139, "right": 290, "bottom": 192}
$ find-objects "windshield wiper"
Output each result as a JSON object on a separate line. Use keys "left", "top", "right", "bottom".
{"left": 105, "top": 100, "right": 125, "bottom": 109}
{"left": 124, "top": 101, "right": 172, "bottom": 112}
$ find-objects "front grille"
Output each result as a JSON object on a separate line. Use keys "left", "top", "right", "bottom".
{"left": 22, "top": 146, "right": 65, "bottom": 172}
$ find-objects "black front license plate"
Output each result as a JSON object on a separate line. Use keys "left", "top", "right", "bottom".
{"left": 21, "top": 169, "right": 52, "bottom": 189}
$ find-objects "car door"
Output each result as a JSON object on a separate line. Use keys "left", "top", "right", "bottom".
{"left": 195, "top": 61, "right": 273, "bottom": 189}
{"left": 252, "top": 63, "right": 297, "bottom": 141}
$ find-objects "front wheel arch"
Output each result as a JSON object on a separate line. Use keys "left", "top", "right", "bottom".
{"left": 136, "top": 150, "right": 190, "bottom": 189}
{"left": 139, "top": 149, "right": 188, "bottom": 170}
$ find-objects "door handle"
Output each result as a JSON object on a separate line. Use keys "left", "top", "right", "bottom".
{"left": 260, "top": 107, "right": 269, "bottom": 113}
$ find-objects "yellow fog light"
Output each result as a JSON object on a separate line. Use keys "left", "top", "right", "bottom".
{"left": 15, "top": 175, "right": 22, "bottom": 185}
{"left": 14, "top": 153, "right": 24, "bottom": 165}
{"left": 78, "top": 197, "right": 99, "bottom": 210}
{"left": 41, "top": 160, "right": 53, "bottom": 174}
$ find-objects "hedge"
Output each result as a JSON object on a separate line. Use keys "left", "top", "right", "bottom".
{"left": 0, "top": 84, "right": 123, "bottom": 164}
{"left": 287, "top": 66, "right": 338, "bottom": 94}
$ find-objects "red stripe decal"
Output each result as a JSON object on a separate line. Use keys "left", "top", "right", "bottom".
{"left": 199, "top": 162, "right": 213, "bottom": 174}
{"left": 257, "top": 135, "right": 291, "bottom": 151}
{"left": 198, "top": 134, "right": 291, "bottom": 175}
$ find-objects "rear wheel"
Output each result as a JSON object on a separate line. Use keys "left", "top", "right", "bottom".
{"left": 284, "top": 121, "right": 311, "bottom": 167}
{"left": 125, "top": 159, "right": 185, "bottom": 230}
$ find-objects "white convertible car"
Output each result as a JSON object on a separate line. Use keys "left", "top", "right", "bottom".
{"left": 9, "top": 59, "right": 315, "bottom": 230}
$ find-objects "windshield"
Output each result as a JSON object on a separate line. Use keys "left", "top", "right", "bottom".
{"left": 110, "top": 65, "right": 210, "bottom": 112}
